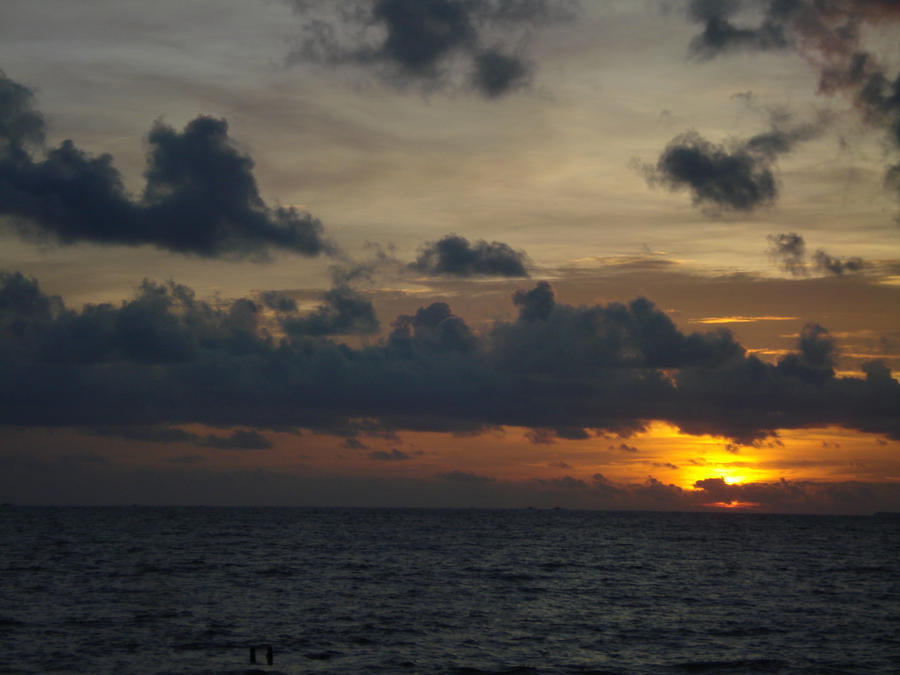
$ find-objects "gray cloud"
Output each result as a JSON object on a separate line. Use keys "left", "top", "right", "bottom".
{"left": 281, "top": 285, "right": 379, "bottom": 337}
{"left": 411, "top": 234, "right": 530, "bottom": 277}
{"left": 684, "top": 1, "right": 900, "bottom": 207}
{"left": 0, "top": 72, "right": 332, "bottom": 259}
{"left": 812, "top": 249, "right": 864, "bottom": 276}
{"left": 2, "top": 272, "right": 899, "bottom": 443}
{"left": 768, "top": 232, "right": 864, "bottom": 277}
{"left": 768, "top": 232, "right": 807, "bottom": 276}
{"left": 645, "top": 119, "right": 821, "bottom": 212}
{"left": 288, "top": 0, "right": 575, "bottom": 97}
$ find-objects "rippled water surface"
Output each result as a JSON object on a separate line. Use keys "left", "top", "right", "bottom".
{"left": 1, "top": 507, "right": 898, "bottom": 673}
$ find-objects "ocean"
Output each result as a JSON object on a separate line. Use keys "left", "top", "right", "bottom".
{"left": 1, "top": 507, "right": 898, "bottom": 674}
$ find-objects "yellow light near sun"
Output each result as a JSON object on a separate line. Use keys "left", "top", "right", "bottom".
{"left": 604, "top": 421, "right": 777, "bottom": 489}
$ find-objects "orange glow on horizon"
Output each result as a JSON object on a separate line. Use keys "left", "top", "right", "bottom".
{"left": 706, "top": 500, "right": 760, "bottom": 509}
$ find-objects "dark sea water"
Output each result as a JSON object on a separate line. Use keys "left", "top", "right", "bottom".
{"left": 1, "top": 508, "right": 898, "bottom": 674}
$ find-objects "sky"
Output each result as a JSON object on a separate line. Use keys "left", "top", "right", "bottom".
{"left": 1, "top": 0, "right": 899, "bottom": 512}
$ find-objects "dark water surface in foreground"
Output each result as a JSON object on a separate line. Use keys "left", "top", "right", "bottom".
{"left": 1, "top": 508, "right": 898, "bottom": 674}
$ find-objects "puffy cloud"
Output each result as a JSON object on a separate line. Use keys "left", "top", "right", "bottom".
{"left": 768, "top": 232, "right": 807, "bottom": 276}
{"left": 684, "top": 1, "right": 900, "bottom": 206}
{"left": 645, "top": 119, "right": 820, "bottom": 212}
{"left": 281, "top": 285, "right": 379, "bottom": 337}
{"left": 2, "top": 273, "right": 899, "bottom": 443}
{"left": 389, "top": 301, "right": 478, "bottom": 354}
{"left": 768, "top": 233, "right": 864, "bottom": 277}
{"left": 0, "top": 73, "right": 331, "bottom": 258}
{"left": 288, "top": 0, "right": 574, "bottom": 97}
{"left": 512, "top": 280, "right": 554, "bottom": 321}
{"left": 410, "top": 234, "right": 529, "bottom": 277}
{"left": 812, "top": 250, "right": 864, "bottom": 276}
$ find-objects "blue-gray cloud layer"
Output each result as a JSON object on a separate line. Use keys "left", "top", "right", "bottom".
{"left": 2, "top": 270, "right": 898, "bottom": 443}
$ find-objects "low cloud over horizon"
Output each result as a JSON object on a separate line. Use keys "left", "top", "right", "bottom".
{"left": 2, "top": 269, "right": 897, "bottom": 445}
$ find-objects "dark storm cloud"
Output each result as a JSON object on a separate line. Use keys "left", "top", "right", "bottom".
{"left": 2, "top": 272, "right": 899, "bottom": 443}
{"left": 288, "top": 0, "right": 575, "bottom": 97}
{"left": 768, "top": 233, "right": 864, "bottom": 277}
{"left": 411, "top": 234, "right": 529, "bottom": 277}
{"left": 684, "top": 1, "right": 900, "bottom": 206}
{"left": 645, "top": 120, "right": 821, "bottom": 212}
{"left": 0, "top": 73, "right": 331, "bottom": 258}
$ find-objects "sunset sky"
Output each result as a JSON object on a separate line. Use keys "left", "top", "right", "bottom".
{"left": 1, "top": 0, "right": 899, "bottom": 512}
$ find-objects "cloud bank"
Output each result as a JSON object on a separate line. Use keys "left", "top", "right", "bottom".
{"left": 2, "top": 270, "right": 898, "bottom": 444}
